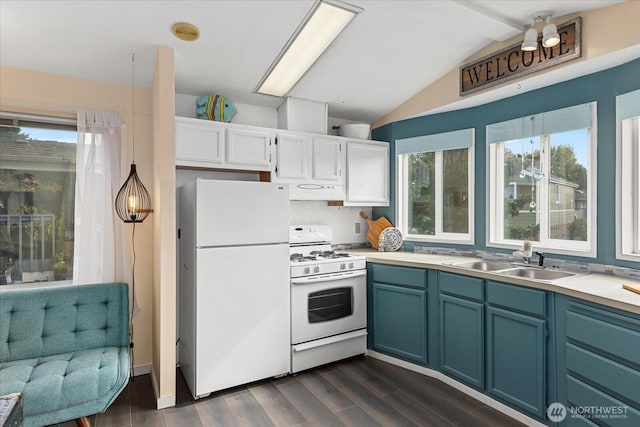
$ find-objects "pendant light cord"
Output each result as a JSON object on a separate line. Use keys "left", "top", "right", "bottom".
{"left": 130, "top": 221, "right": 136, "bottom": 381}
{"left": 131, "top": 53, "right": 136, "bottom": 162}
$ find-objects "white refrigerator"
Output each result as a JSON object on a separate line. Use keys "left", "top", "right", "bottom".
{"left": 178, "top": 179, "right": 290, "bottom": 399}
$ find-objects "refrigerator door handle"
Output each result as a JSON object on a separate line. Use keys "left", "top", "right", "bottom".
{"left": 292, "top": 329, "right": 367, "bottom": 352}
{"left": 291, "top": 270, "right": 366, "bottom": 285}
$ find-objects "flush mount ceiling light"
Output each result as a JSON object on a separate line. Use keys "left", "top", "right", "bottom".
{"left": 172, "top": 22, "right": 200, "bottom": 42}
{"left": 520, "top": 12, "right": 560, "bottom": 51}
{"left": 255, "top": 0, "right": 363, "bottom": 97}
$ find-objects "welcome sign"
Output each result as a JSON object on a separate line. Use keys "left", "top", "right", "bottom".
{"left": 460, "top": 17, "right": 581, "bottom": 96}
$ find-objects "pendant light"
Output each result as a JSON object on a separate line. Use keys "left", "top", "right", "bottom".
{"left": 115, "top": 54, "right": 151, "bottom": 223}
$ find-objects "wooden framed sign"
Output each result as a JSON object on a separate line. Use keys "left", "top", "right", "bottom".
{"left": 460, "top": 17, "right": 581, "bottom": 96}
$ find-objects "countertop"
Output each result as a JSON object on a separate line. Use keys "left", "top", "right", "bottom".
{"left": 347, "top": 249, "right": 640, "bottom": 315}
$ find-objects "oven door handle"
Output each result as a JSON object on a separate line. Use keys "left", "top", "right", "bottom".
{"left": 292, "top": 329, "right": 368, "bottom": 352}
{"left": 291, "top": 270, "right": 366, "bottom": 285}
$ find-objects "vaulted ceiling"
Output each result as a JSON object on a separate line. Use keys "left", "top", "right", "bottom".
{"left": 0, "top": 1, "right": 627, "bottom": 123}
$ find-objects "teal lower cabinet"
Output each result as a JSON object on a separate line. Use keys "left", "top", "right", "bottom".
{"left": 368, "top": 262, "right": 640, "bottom": 425}
{"left": 486, "top": 280, "right": 549, "bottom": 420}
{"left": 486, "top": 306, "right": 546, "bottom": 418}
{"left": 439, "top": 272, "right": 484, "bottom": 389}
{"left": 440, "top": 294, "right": 484, "bottom": 388}
{"left": 439, "top": 274, "right": 552, "bottom": 420}
{"left": 369, "top": 263, "right": 428, "bottom": 365}
{"left": 555, "top": 296, "right": 640, "bottom": 427}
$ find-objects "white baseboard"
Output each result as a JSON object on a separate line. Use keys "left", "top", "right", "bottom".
{"left": 366, "top": 351, "right": 545, "bottom": 427}
{"left": 150, "top": 364, "right": 176, "bottom": 410}
{"left": 132, "top": 363, "right": 151, "bottom": 377}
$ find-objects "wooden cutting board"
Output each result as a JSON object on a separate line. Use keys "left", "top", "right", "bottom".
{"left": 360, "top": 211, "right": 393, "bottom": 249}
{"left": 622, "top": 284, "right": 640, "bottom": 295}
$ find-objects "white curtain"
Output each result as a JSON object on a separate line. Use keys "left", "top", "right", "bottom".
{"left": 73, "top": 111, "right": 131, "bottom": 292}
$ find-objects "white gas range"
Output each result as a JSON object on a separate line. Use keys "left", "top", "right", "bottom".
{"left": 289, "top": 225, "right": 367, "bottom": 373}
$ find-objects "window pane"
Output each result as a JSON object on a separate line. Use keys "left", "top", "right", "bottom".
{"left": 443, "top": 148, "right": 468, "bottom": 233}
{"left": 408, "top": 152, "right": 435, "bottom": 235}
{"left": 502, "top": 137, "right": 541, "bottom": 241}
{"left": 548, "top": 129, "right": 588, "bottom": 241}
{"left": 0, "top": 123, "right": 76, "bottom": 284}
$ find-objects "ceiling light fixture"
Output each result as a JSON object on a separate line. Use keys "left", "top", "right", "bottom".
{"left": 520, "top": 12, "right": 560, "bottom": 51}
{"left": 255, "top": 0, "right": 363, "bottom": 97}
{"left": 172, "top": 22, "right": 200, "bottom": 42}
{"left": 542, "top": 16, "right": 560, "bottom": 48}
{"left": 521, "top": 20, "right": 538, "bottom": 51}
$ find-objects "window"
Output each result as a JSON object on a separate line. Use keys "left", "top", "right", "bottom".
{"left": 617, "top": 89, "right": 640, "bottom": 261}
{"left": 397, "top": 129, "right": 474, "bottom": 243}
{"left": 487, "top": 102, "right": 596, "bottom": 256}
{"left": 0, "top": 113, "right": 77, "bottom": 284}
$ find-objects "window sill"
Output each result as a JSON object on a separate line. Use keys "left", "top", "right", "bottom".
{"left": 487, "top": 241, "right": 596, "bottom": 259}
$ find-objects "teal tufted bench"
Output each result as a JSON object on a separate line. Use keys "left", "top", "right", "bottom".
{"left": 0, "top": 282, "right": 130, "bottom": 427}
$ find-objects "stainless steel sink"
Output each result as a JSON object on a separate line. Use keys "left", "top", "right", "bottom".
{"left": 450, "top": 260, "right": 514, "bottom": 271}
{"left": 497, "top": 268, "right": 577, "bottom": 281}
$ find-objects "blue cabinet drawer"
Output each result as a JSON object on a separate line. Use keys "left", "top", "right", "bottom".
{"left": 566, "top": 343, "right": 640, "bottom": 407}
{"left": 486, "top": 280, "right": 546, "bottom": 317}
{"left": 371, "top": 263, "right": 427, "bottom": 289}
{"left": 566, "top": 375, "right": 640, "bottom": 427}
{"left": 439, "top": 272, "right": 483, "bottom": 301}
{"left": 565, "top": 303, "right": 640, "bottom": 366}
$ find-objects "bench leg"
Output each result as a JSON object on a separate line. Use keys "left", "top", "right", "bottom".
{"left": 75, "top": 416, "right": 92, "bottom": 427}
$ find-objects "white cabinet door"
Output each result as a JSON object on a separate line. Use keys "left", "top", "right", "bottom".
{"left": 345, "top": 140, "right": 389, "bottom": 206}
{"left": 312, "top": 136, "right": 342, "bottom": 182}
{"left": 226, "top": 126, "right": 273, "bottom": 171}
{"left": 175, "top": 118, "right": 225, "bottom": 167}
{"left": 274, "top": 132, "right": 310, "bottom": 180}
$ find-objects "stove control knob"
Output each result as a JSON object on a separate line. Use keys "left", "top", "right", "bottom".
{"left": 304, "top": 267, "right": 310, "bottom": 274}
{"left": 340, "top": 263, "right": 346, "bottom": 270}
{"left": 349, "top": 262, "right": 354, "bottom": 269}
{"left": 313, "top": 266, "right": 320, "bottom": 273}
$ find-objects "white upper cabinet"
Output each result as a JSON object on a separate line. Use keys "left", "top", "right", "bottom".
{"left": 344, "top": 139, "right": 389, "bottom": 206}
{"left": 175, "top": 116, "right": 388, "bottom": 205}
{"left": 312, "top": 136, "right": 343, "bottom": 182}
{"left": 175, "top": 117, "right": 225, "bottom": 167}
{"left": 273, "top": 132, "right": 310, "bottom": 180}
{"left": 272, "top": 132, "right": 345, "bottom": 200}
{"left": 226, "top": 126, "right": 273, "bottom": 171}
{"left": 175, "top": 117, "right": 273, "bottom": 171}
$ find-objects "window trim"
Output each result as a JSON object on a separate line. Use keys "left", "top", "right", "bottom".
{"left": 396, "top": 131, "right": 475, "bottom": 245}
{"left": 486, "top": 103, "right": 597, "bottom": 257}
{"left": 617, "top": 115, "right": 640, "bottom": 261}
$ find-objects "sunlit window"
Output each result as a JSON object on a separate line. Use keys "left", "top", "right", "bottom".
{"left": 487, "top": 103, "right": 596, "bottom": 256}
{"left": 397, "top": 129, "right": 474, "bottom": 243}
{"left": 0, "top": 114, "right": 77, "bottom": 284}
{"left": 616, "top": 89, "right": 640, "bottom": 261}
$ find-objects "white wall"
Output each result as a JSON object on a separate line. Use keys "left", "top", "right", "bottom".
{"left": 290, "top": 201, "right": 371, "bottom": 246}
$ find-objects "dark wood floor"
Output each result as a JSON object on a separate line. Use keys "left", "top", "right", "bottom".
{"left": 56, "top": 356, "right": 526, "bottom": 427}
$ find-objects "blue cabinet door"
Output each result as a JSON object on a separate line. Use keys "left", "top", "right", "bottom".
{"left": 486, "top": 306, "right": 547, "bottom": 419}
{"left": 439, "top": 294, "right": 484, "bottom": 388}
{"left": 372, "top": 283, "right": 427, "bottom": 364}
